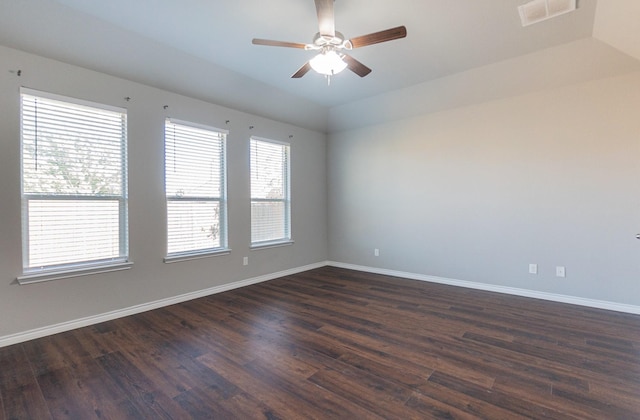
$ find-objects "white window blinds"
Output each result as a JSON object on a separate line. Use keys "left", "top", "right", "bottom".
{"left": 165, "top": 119, "right": 227, "bottom": 256}
{"left": 20, "top": 89, "right": 128, "bottom": 272}
{"left": 250, "top": 137, "right": 291, "bottom": 245}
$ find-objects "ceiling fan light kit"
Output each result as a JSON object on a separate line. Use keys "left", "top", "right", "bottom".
{"left": 518, "top": 0, "right": 577, "bottom": 27}
{"left": 309, "top": 50, "right": 348, "bottom": 76}
{"left": 251, "top": 0, "right": 407, "bottom": 82}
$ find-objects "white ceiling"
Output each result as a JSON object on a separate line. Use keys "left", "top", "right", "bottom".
{"left": 1, "top": 0, "right": 638, "bottom": 132}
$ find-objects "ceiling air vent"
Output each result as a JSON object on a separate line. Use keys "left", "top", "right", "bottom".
{"left": 518, "top": 0, "right": 576, "bottom": 27}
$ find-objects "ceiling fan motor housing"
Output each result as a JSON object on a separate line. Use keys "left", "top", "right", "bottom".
{"left": 311, "top": 31, "right": 352, "bottom": 50}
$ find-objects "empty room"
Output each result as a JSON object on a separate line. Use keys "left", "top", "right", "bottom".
{"left": 1, "top": 0, "right": 639, "bottom": 418}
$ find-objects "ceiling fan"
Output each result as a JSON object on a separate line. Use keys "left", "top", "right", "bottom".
{"left": 251, "top": 0, "right": 407, "bottom": 81}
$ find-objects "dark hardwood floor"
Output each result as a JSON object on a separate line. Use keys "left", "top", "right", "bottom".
{"left": 1, "top": 266, "right": 639, "bottom": 419}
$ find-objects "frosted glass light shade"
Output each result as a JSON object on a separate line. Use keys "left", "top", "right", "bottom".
{"left": 309, "top": 50, "right": 347, "bottom": 76}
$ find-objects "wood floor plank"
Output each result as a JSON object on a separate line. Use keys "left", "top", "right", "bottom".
{"left": 215, "top": 391, "right": 286, "bottom": 420}
{"left": 22, "top": 332, "right": 94, "bottom": 377}
{"left": 96, "top": 351, "right": 188, "bottom": 419}
{"left": 105, "top": 316, "right": 229, "bottom": 399}
{"left": 67, "top": 360, "right": 141, "bottom": 420}
{"left": 306, "top": 364, "right": 428, "bottom": 419}
{"left": 551, "top": 384, "right": 640, "bottom": 419}
{"left": 244, "top": 358, "right": 387, "bottom": 419}
{"left": 173, "top": 385, "right": 238, "bottom": 419}
{"left": 428, "top": 370, "right": 575, "bottom": 419}
{"left": 197, "top": 351, "right": 364, "bottom": 419}
{"left": 0, "top": 389, "right": 4, "bottom": 420}
{"left": 1, "top": 382, "right": 52, "bottom": 420}
{"left": 337, "top": 351, "right": 432, "bottom": 389}
{"left": 71, "top": 325, "right": 121, "bottom": 359}
{"left": 0, "top": 345, "right": 52, "bottom": 419}
{"left": 588, "top": 381, "right": 640, "bottom": 414}
{"left": 464, "top": 331, "right": 640, "bottom": 384}
{"left": 38, "top": 367, "right": 106, "bottom": 419}
{"left": 1, "top": 266, "right": 639, "bottom": 418}
{"left": 404, "top": 390, "right": 483, "bottom": 420}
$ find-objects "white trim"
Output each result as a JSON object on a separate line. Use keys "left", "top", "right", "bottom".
{"left": 166, "top": 117, "right": 229, "bottom": 135}
{"left": 21, "top": 86, "right": 127, "bottom": 114}
{"left": 0, "top": 261, "right": 326, "bottom": 348}
{"left": 18, "top": 261, "right": 133, "bottom": 285}
{"left": 164, "top": 249, "right": 231, "bottom": 264}
{"left": 251, "top": 240, "right": 295, "bottom": 250}
{"left": 327, "top": 261, "right": 640, "bottom": 315}
{"left": 250, "top": 135, "right": 290, "bottom": 147}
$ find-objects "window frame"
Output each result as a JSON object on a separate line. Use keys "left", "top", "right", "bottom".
{"left": 250, "top": 136, "right": 292, "bottom": 248}
{"left": 18, "top": 88, "right": 130, "bottom": 284}
{"left": 163, "top": 118, "right": 229, "bottom": 263}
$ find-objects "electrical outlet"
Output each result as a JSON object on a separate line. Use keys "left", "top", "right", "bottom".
{"left": 556, "top": 266, "right": 566, "bottom": 278}
{"left": 243, "top": 256, "right": 248, "bottom": 266}
{"left": 529, "top": 264, "right": 538, "bottom": 274}
{"left": 374, "top": 248, "right": 380, "bottom": 257}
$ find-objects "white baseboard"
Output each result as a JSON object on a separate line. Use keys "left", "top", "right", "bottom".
{"left": 4, "top": 260, "right": 638, "bottom": 348}
{"left": 327, "top": 261, "right": 640, "bottom": 315}
{"left": 0, "top": 261, "right": 326, "bottom": 348}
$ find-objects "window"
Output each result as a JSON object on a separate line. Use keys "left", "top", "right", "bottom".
{"left": 250, "top": 137, "right": 291, "bottom": 246}
{"left": 20, "top": 89, "right": 128, "bottom": 280}
{"left": 165, "top": 119, "right": 228, "bottom": 259}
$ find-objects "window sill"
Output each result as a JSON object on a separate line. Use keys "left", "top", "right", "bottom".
{"left": 250, "top": 240, "right": 295, "bottom": 250}
{"left": 164, "top": 249, "right": 231, "bottom": 264}
{"left": 17, "top": 261, "right": 133, "bottom": 285}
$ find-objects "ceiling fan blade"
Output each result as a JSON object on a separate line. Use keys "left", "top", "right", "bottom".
{"left": 342, "top": 54, "right": 372, "bottom": 77}
{"left": 252, "top": 38, "right": 307, "bottom": 49}
{"left": 349, "top": 26, "right": 407, "bottom": 48}
{"left": 291, "top": 62, "right": 312, "bottom": 78}
{"left": 315, "top": 0, "right": 335, "bottom": 37}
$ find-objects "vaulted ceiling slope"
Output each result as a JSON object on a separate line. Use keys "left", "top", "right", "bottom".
{"left": 0, "top": 0, "right": 639, "bottom": 133}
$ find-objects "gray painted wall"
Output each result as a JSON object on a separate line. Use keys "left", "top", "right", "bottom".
{"left": 3, "top": 40, "right": 640, "bottom": 341}
{"left": 328, "top": 71, "right": 640, "bottom": 306}
{"left": 0, "top": 46, "right": 328, "bottom": 338}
